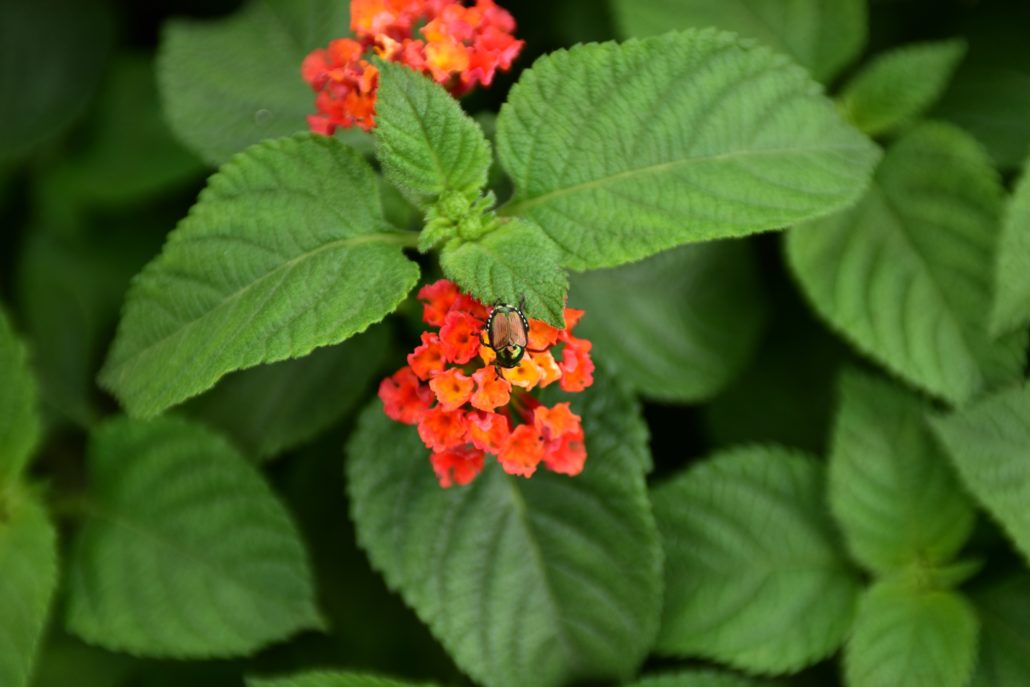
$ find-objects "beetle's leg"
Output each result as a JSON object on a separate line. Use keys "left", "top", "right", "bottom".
{"left": 518, "top": 294, "right": 526, "bottom": 311}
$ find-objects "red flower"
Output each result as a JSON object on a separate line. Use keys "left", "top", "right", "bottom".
{"left": 301, "top": 38, "right": 379, "bottom": 135}
{"left": 379, "top": 280, "right": 595, "bottom": 487}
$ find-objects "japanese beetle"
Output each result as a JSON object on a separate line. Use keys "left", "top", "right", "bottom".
{"left": 483, "top": 300, "right": 530, "bottom": 369}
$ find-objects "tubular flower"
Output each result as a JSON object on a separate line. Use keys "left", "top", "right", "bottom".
{"left": 378, "top": 279, "right": 595, "bottom": 487}
{"left": 302, "top": 0, "right": 523, "bottom": 133}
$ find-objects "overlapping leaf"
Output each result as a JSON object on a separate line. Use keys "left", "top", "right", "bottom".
{"left": 249, "top": 672, "right": 439, "bottom": 687}
{"left": 970, "top": 575, "right": 1030, "bottom": 687}
{"left": 626, "top": 670, "right": 771, "bottom": 687}
{"left": 787, "top": 123, "right": 1025, "bottom": 405}
{"left": 609, "top": 0, "right": 866, "bottom": 83}
{"left": 0, "top": 309, "right": 40, "bottom": 486}
{"left": 846, "top": 578, "right": 978, "bottom": 687}
{"left": 570, "top": 240, "right": 765, "bottom": 402}
{"left": 829, "top": 370, "right": 975, "bottom": 574}
{"left": 99, "top": 134, "right": 419, "bottom": 418}
{"left": 839, "top": 40, "right": 966, "bottom": 137}
{"left": 497, "top": 29, "right": 880, "bottom": 270}
{"left": 346, "top": 373, "right": 661, "bottom": 687}
{"left": 653, "top": 445, "right": 860, "bottom": 674}
{"left": 66, "top": 416, "right": 322, "bottom": 657}
{"left": 991, "top": 155, "right": 1030, "bottom": 334}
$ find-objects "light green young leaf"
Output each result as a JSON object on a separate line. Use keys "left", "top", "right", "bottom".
{"left": 0, "top": 309, "right": 40, "bottom": 487}
{"left": 846, "top": 577, "right": 978, "bottom": 687}
{"left": 839, "top": 40, "right": 967, "bottom": 137}
{"left": 609, "top": 0, "right": 866, "bottom": 84}
{"left": 497, "top": 29, "right": 880, "bottom": 270}
{"left": 930, "top": 383, "right": 1030, "bottom": 567}
{"left": 184, "top": 325, "right": 392, "bottom": 461}
{"left": 829, "top": 370, "right": 975, "bottom": 574}
{"left": 653, "top": 445, "right": 860, "bottom": 674}
{"left": 787, "top": 122, "right": 1025, "bottom": 405}
{"left": 248, "top": 672, "right": 439, "bottom": 687}
{"left": 374, "top": 62, "right": 491, "bottom": 204}
{"left": 346, "top": 373, "right": 661, "bottom": 687}
{"left": 99, "top": 134, "right": 419, "bottom": 418}
{"left": 66, "top": 416, "right": 322, "bottom": 657}
{"left": 440, "top": 218, "right": 568, "bottom": 326}
{"left": 0, "top": 488, "right": 58, "bottom": 687}
{"left": 991, "top": 156, "right": 1030, "bottom": 335}
{"left": 626, "top": 670, "right": 771, "bottom": 687}
{"left": 570, "top": 240, "right": 766, "bottom": 403}
{"left": 970, "top": 575, "right": 1030, "bottom": 687}
{"left": 159, "top": 0, "right": 361, "bottom": 165}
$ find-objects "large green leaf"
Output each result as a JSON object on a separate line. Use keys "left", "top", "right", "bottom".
{"left": 374, "top": 62, "right": 491, "bottom": 205}
{"left": 787, "top": 123, "right": 1025, "bottom": 405}
{"left": 30, "top": 637, "right": 136, "bottom": 687}
{"left": 970, "top": 575, "right": 1030, "bottom": 687}
{"left": 0, "top": 488, "right": 58, "bottom": 687}
{"left": 346, "top": 375, "right": 661, "bottom": 687}
{"left": 66, "top": 416, "right": 322, "bottom": 657}
{"left": 99, "top": 134, "right": 419, "bottom": 418}
{"left": 159, "top": 0, "right": 361, "bottom": 165}
{"left": 496, "top": 29, "right": 880, "bottom": 270}
{"left": 653, "top": 445, "right": 860, "bottom": 674}
{"left": 846, "top": 577, "right": 978, "bottom": 687}
{"left": 839, "top": 40, "right": 966, "bottom": 137}
{"left": 609, "top": 0, "right": 866, "bottom": 84}
{"left": 0, "top": 308, "right": 40, "bottom": 487}
{"left": 626, "top": 670, "right": 771, "bottom": 687}
{"left": 829, "top": 370, "right": 975, "bottom": 574}
{"left": 991, "top": 155, "right": 1030, "bottom": 335}
{"left": 570, "top": 240, "right": 765, "bottom": 402}
{"left": 440, "top": 218, "right": 568, "bottom": 327}
{"left": 248, "top": 672, "right": 438, "bottom": 687}
{"left": 931, "top": 383, "right": 1030, "bottom": 567}
{"left": 184, "top": 325, "right": 392, "bottom": 461}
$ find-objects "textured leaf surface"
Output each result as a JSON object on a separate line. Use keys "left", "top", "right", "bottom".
{"left": 0, "top": 488, "right": 58, "bottom": 687}
{"left": 159, "top": 0, "right": 360, "bottom": 165}
{"left": 570, "top": 240, "right": 765, "bottom": 402}
{"left": 440, "top": 219, "right": 567, "bottom": 326}
{"left": 249, "top": 672, "right": 439, "bottom": 687}
{"left": 839, "top": 40, "right": 966, "bottom": 137}
{"left": 626, "top": 670, "right": 770, "bottom": 687}
{"left": 496, "top": 29, "right": 880, "bottom": 270}
{"left": 846, "top": 578, "right": 978, "bottom": 687}
{"left": 609, "top": 0, "right": 866, "bottom": 83}
{"left": 0, "top": 309, "right": 40, "bottom": 487}
{"left": 653, "top": 445, "right": 860, "bottom": 674}
{"left": 374, "top": 62, "right": 491, "bottom": 203}
{"left": 829, "top": 370, "right": 974, "bottom": 574}
{"left": 99, "top": 134, "right": 419, "bottom": 418}
{"left": 992, "top": 156, "right": 1030, "bottom": 334}
{"left": 787, "top": 123, "right": 1024, "bottom": 405}
{"left": 346, "top": 374, "right": 661, "bottom": 687}
{"left": 970, "top": 575, "right": 1030, "bottom": 687}
{"left": 931, "top": 383, "right": 1030, "bottom": 566}
{"left": 66, "top": 416, "right": 322, "bottom": 657}
{"left": 185, "top": 325, "right": 391, "bottom": 461}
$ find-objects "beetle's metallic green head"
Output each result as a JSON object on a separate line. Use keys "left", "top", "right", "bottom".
{"left": 495, "top": 344, "right": 526, "bottom": 368}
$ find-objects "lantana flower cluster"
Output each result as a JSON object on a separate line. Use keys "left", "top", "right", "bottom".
{"left": 379, "top": 280, "right": 595, "bottom": 488}
{"left": 301, "top": 0, "right": 523, "bottom": 134}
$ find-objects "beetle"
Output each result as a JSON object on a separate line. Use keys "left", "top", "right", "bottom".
{"left": 482, "top": 298, "right": 532, "bottom": 369}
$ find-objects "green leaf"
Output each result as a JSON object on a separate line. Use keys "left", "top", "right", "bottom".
{"left": 346, "top": 374, "right": 662, "bottom": 687}
{"left": 30, "top": 636, "right": 136, "bottom": 687}
{"left": 839, "top": 40, "right": 967, "bottom": 137}
{"left": 626, "top": 670, "right": 771, "bottom": 687}
{"left": 440, "top": 218, "right": 567, "bottom": 326}
{"left": 158, "top": 0, "right": 363, "bottom": 165}
{"left": 787, "top": 122, "right": 1025, "bottom": 405}
{"left": 497, "top": 30, "right": 880, "bottom": 270}
{"left": 374, "top": 62, "right": 491, "bottom": 204}
{"left": 569, "top": 240, "right": 766, "bottom": 402}
{"left": 829, "top": 370, "right": 975, "bottom": 574}
{"left": 609, "top": 0, "right": 866, "bottom": 84}
{"left": 0, "top": 487, "right": 58, "bottom": 687}
{"left": 184, "top": 325, "right": 392, "bottom": 461}
{"left": 653, "top": 445, "right": 860, "bottom": 674}
{"left": 846, "top": 577, "right": 978, "bottom": 687}
{"left": 970, "top": 575, "right": 1030, "bottom": 687}
{"left": 930, "top": 383, "right": 1030, "bottom": 567}
{"left": 991, "top": 155, "right": 1030, "bottom": 335}
{"left": 0, "top": 308, "right": 40, "bottom": 487}
{"left": 248, "top": 672, "right": 439, "bottom": 687}
{"left": 99, "top": 134, "right": 419, "bottom": 418}
{"left": 66, "top": 416, "right": 322, "bottom": 657}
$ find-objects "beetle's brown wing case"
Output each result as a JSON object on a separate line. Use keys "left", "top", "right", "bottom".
{"left": 506, "top": 310, "right": 528, "bottom": 347}
{"left": 490, "top": 311, "right": 512, "bottom": 348}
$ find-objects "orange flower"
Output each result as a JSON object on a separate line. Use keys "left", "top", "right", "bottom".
{"left": 466, "top": 410, "right": 510, "bottom": 453}
{"left": 417, "top": 406, "right": 468, "bottom": 451}
{"left": 531, "top": 350, "right": 562, "bottom": 388}
{"left": 502, "top": 354, "right": 543, "bottom": 389}
{"left": 429, "top": 368, "right": 475, "bottom": 411}
{"left": 497, "top": 424, "right": 545, "bottom": 477}
{"left": 470, "top": 367, "right": 511, "bottom": 411}
{"left": 379, "top": 367, "right": 434, "bottom": 424}
{"left": 418, "top": 279, "right": 459, "bottom": 326}
{"left": 301, "top": 38, "right": 378, "bottom": 134}
{"left": 431, "top": 445, "right": 485, "bottom": 488}
{"left": 543, "top": 431, "right": 586, "bottom": 476}
{"left": 558, "top": 335, "right": 594, "bottom": 392}
{"left": 534, "top": 403, "right": 581, "bottom": 441}
{"left": 528, "top": 319, "right": 560, "bottom": 350}
{"left": 439, "top": 310, "right": 482, "bottom": 364}
{"left": 408, "top": 331, "right": 446, "bottom": 380}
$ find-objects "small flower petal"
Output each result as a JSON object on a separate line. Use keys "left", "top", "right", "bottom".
{"left": 530, "top": 350, "right": 562, "bottom": 388}
{"left": 439, "top": 310, "right": 482, "bottom": 364}
{"left": 418, "top": 279, "right": 460, "bottom": 326}
{"left": 497, "top": 423, "right": 545, "bottom": 477}
{"left": 378, "top": 367, "right": 434, "bottom": 424}
{"left": 417, "top": 406, "right": 468, "bottom": 451}
{"left": 501, "top": 353, "right": 543, "bottom": 389}
{"left": 408, "top": 331, "right": 446, "bottom": 380}
{"left": 429, "top": 368, "right": 475, "bottom": 411}
{"left": 470, "top": 366, "right": 511, "bottom": 411}
{"left": 431, "top": 445, "right": 485, "bottom": 487}
{"left": 466, "top": 409, "right": 511, "bottom": 453}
